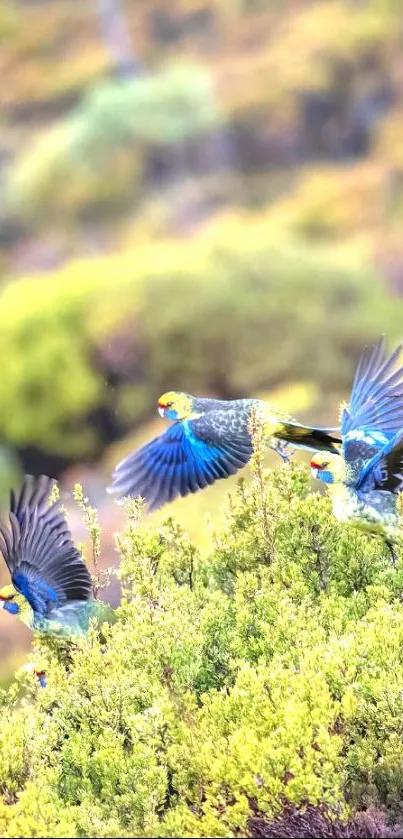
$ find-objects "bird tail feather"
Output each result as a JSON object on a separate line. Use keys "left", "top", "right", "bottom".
{"left": 277, "top": 422, "right": 341, "bottom": 454}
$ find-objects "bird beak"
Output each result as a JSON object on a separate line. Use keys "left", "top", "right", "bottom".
{"left": 158, "top": 406, "right": 165, "bottom": 418}
{"left": 311, "top": 467, "right": 318, "bottom": 479}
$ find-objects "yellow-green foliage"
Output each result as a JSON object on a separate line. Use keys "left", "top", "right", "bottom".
{"left": 0, "top": 229, "right": 401, "bottom": 457}
{"left": 3, "top": 0, "right": 403, "bottom": 246}
{"left": 220, "top": 0, "right": 397, "bottom": 117}
{"left": 2, "top": 465, "right": 403, "bottom": 836}
{"left": 267, "top": 164, "right": 387, "bottom": 240}
{"left": 5, "top": 67, "right": 220, "bottom": 221}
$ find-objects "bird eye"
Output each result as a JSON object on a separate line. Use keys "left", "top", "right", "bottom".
{"left": 166, "top": 401, "right": 174, "bottom": 408}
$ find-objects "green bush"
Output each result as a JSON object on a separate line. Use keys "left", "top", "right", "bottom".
{"left": 2, "top": 461, "right": 403, "bottom": 836}
{"left": 0, "top": 229, "right": 401, "bottom": 458}
{"left": 4, "top": 65, "right": 221, "bottom": 223}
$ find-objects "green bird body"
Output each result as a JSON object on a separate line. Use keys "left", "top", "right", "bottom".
{"left": 311, "top": 338, "right": 403, "bottom": 559}
{"left": 329, "top": 480, "right": 399, "bottom": 544}
{"left": 108, "top": 390, "right": 340, "bottom": 509}
{"left": 13, "top": 595, "right": 113, "bottom": 638}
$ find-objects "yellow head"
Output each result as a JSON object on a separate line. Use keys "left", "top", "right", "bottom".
{"left": 310, "top": 452, "right": 345, "bottom": 485}
{"left": 0, "top": 584, "right": 20, "bottom": 615}
{"left": 157, "top": 391, "right": 194, "bottom": 421}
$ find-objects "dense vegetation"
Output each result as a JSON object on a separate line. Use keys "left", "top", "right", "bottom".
{"left": 2, "top": 455, "right": 403, "bottom": 837}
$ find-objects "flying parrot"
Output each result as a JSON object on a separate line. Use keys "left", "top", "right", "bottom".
{"left": 310, "top": 337, "right": 403, "bottom": 562}
{"left": 0, "top": 475, "right": 112, "bottom": 638}
{"left": 108, "top": 390, "right": 341, "bottom": 510}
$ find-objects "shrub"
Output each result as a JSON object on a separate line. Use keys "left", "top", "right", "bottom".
{"left": 4, "top": 66, "right": 221, "bottom": 223}
{"left": 1, "top": 460, "right": 403, "bottom": 836}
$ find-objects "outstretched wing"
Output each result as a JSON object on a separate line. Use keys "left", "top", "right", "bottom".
{"left": 342, "top": 337, "right": 403, "bottom": 438}
{"left": 340, "top": 338, "right": 403, "bottom": 484}
{"left": 107, "top": 412, "right": 253, "bottom": 510}
{"left": 0, "top": 475, "right": 92, "bottom": 618}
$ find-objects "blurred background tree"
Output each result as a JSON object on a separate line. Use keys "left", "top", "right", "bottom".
{"left": 1, "top": 0, "right": 403, "bottom": 672}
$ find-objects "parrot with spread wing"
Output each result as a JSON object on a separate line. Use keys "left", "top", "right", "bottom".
{"left": 108, "top": 390, "right": 340, "bottom": 510}
{"left": 310, "top": 337, "right": 403, "bottom": 562}
{"left": 0, "top": 475, "right": 112, "bottom": 637}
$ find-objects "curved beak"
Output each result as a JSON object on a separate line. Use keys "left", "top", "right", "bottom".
{"left": 158, "top": 406, "right": 165, "bottom": 418}
{"left": 311, "top": 467, "right": 319, "bottom": 479}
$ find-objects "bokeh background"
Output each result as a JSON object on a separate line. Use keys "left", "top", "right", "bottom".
{"left": 1, "top": 0, "right": 403, "bottom": 677}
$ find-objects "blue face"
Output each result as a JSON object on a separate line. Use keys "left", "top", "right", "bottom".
{"left": 3, "top": 600, "right": 20, "bottom": 615}
{"left": 311, "top": 466, "right": 334, "bottom": 485}
{"left": 158, "top": 402, "right": 179, "bottom": 421}
{"left": 318, "top": 469, "right": 334, "bottom": 484}
{"left": 164, "top": 408, "right": 179, "bottom": 421}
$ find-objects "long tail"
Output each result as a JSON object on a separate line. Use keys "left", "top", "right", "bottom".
{"left": 276, "top": 422, "right": 341, "bottom": 454}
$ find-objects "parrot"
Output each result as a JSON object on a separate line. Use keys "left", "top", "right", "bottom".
{"left": 0, "top": 474, "right": 112, "bottom": 638}
{"left": 310, "top": 337, "right": 403, "bottom": 562}
{"left": 22, "top": 662, "right": 48, "bottom": 688}
{"left": 107, "top": 390, "right": 341, "bottom": 510}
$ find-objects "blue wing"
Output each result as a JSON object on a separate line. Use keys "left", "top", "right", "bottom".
{"left": 0, "top": 475, "right": 92, "bottom": 619}
{"left": 107, "top": 418, "right": 253, "bottom": 510}
{"left": 12, "top": 571, "right": 59, "bottom": 616}
{"left": 342, "top": 337, "right": 403, "bottom": 439}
